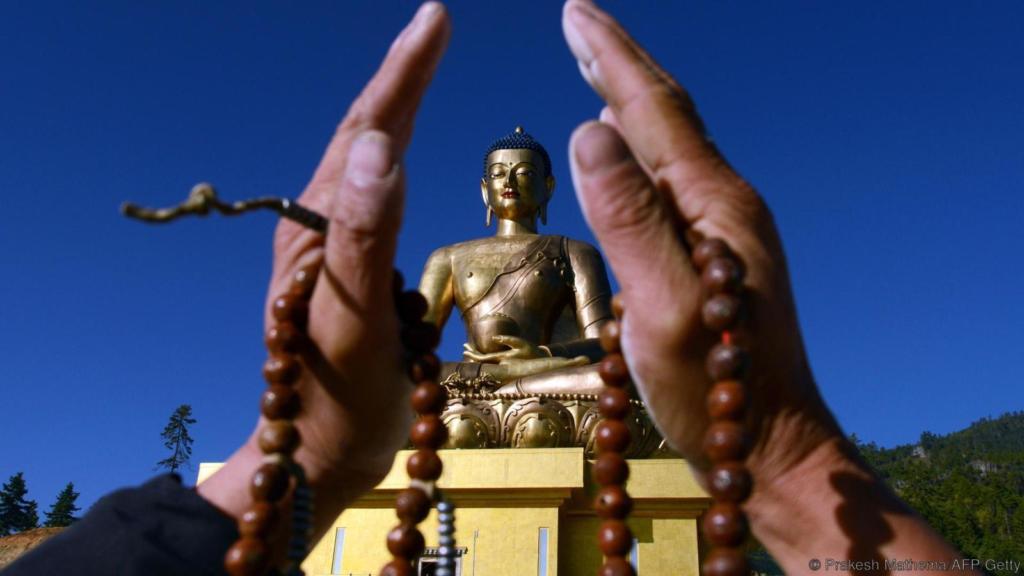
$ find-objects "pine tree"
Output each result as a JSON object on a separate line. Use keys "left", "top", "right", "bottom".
{"left": 0, "top": 472, "right": 39, "bottom": 536}
{"left": 156, "top": 404, "right": 197, "bottom": 473}
{"left": 43, "top": 482, "right": 80, "bottom": 527}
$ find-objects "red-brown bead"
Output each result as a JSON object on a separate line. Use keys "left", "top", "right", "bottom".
{"left": 593, "top": 453, "right": 630, "bottom": 486}
{"left": 258, "top": 420, "right": 300, "bottom": 455}
{"left": 599, "top": 321, "right": 622, "bottom": 354}
{"left": 265, "top": 322, "right": 304, "bottom": 354}
{"left": 702, "top": 293, "right": 743, "bottom": 332}
{"left": 394, "top": 487, "right": 431, "bottom": 524}
{"left": 410, "top": 415, "right": 448, "bottom": 450}
{"left": 596, "top": 420, "right": 631, "bottom": 454}
{"left": 380, "top": 559, "right": 414, "bottom": 576}
{"left": 598, "top": 387, "right": 631, "bottom": 420}
{"left": 594, "top": 485, "right": 633, "bottom": 519}
{"left": 599, "top": 556, "right": 637, "bottom": 576}
{"left": 598, "top": 354, "right": 630, "bottom": 387}
{"left": 401, "top": 323, "right": 440, "bottom": 353}
{"left": 392, "top": 270, "right": 405, "bottom": 296}
{"left": 406, "top": 449, "right": 443, "bottom": 481}
{"left": 271, "top": 293, "right": 309, "bottom": 326}
{"left": 611, "top": 294, "right": 625, "bottom": 319}
{"left": 598, "top": 520, "right": 633, "bottom": 556}
{"left": 238, "top": 502, "right": 278, "bottom": 538}
{"left": 702, "top": 257, "right": 744, "bottom": 294}
{"left": 224, "top": 537, "right": 270, "bottom": 576}
{"left": 290, "top": 265, "right": 319, "bottom": 297}
{"left": 707, "top": 380, "right": 747, "bottom": 421}
{"left": 262, "top": 355, "right": 301, "bottom": 385}
{"left": 411, "top": 381, "right": 447, "bottom": 415}
{"left": 261, "top": 385, "right": 300, "bottom": 420}
{"left": 250, "top": 462, "right": 290, "bottom": 502}
{"left": 706, "top": 344, "right": 749, "bottom": 381}
{"left": 702, "top": 502, "right": 748, "bottom": 546}
{"left": 408, "top": 354, "right": 441, "bottom": 382}
{"left": 386, "top": 523, "right": 426, "bottom": 559}
{"left": 396, "top": 291, "right": 429, "bottom": 324}
{"left": 707, "top": 461, "right": 752, "bottom": 503}
{"left": 702, "top": 421, "right": 748, "bottom": 462}
{"left": 692, "top": 238, "right": 731, "bottom": 270}
{"left": 702, "top": 547, "right": 749, "bottom": 576}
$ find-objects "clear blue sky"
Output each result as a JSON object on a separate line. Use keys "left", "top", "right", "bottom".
{"left": 1, "top": 1, "right": 1022, "bottom": 513}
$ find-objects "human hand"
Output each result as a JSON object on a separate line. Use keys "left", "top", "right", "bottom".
{"left": 198, "top": 1, "right": 450, "bottom": 531}
{"left": 561, "top": 0, "right": 841, "bottom": 487}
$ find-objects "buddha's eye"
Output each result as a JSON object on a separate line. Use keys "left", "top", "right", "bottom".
{"left": 490, "top": 170, "right": 506, "bottom": 180}
{"left": 517, "top": 170, "right": 534, "bottom": 178}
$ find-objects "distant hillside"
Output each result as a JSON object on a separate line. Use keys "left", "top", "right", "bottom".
{"left": 856, "top": 411, "right": 1024, "bottom": 574}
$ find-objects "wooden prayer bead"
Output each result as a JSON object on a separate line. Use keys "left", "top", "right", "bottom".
{"left": 702, "top": 502, "right": 748, "bottom": 546}
{"left": 261, "top": 385, "right": 300, "bottom": 420}
{"left": 598, "top": 321, "right": 622, "bottom": 353}
{"left": 598, "top": 387, "right": 631, "bottom": 420}
{"left": 400, "top": 323, "right": 440, "bottom": 353}
{"left": 290, "top": 266, "right": 318, "bottom": 297}
{"left": 392, "top": 270, "right": 405, "bottom": 296}
{"left": 702, "top": 293, "right": 743, "bottom": 332}
{"left": 706, "top": 343, "right": 749, "bottom": 381}
{"left": 611, "top": 294, "right": 625, "bottom": 319}
{"left": 239, "top": 502, "right": 279, "bottom": 538}
{"left": 410, "top": 415, "right": 448, "bottom": 450}
{"left": 593, "top": 453, "right": 630, "bottom": 486}
{"left": 395, "top": 487, "right": 431, "bottom": 524}
{"left": 271, "top": 293, "right": 308, "bottom": 326}
{"left": 406, "top": 449, "right": 443, "bottom": 481}
{"left": 258, "top": 420, "right": 300, "bottom": 455}
{"left": 692, "top": 238, "right": 731, "bottom": 270}
{"left": 250, "top": 462, "right": 290, "bottom": 503}
{"left": 707, "top": 461, "right": 752, "bottom": 503}
{"left": 409, "top": 353, "right": 441, "bottom": 381}
{"left": 411, "top": 381, "right": 447, "bottom": 414}
{"left": 702, "top": 547, "right": 749, "bottom": 576}
{"left": 386, "top": 523, "right": 426, "bottom": 559}
{"left": 396, "top": 290, "right": 429, "bottom": 323}
{"left": 265, "top": 322, "right": 304, "bottom": 354}
{"left": 380, "top": 559, "right": 414, "bottom": 576}
{"left": 597, "top": 520, "right": 633, "bottom": 556}
{"left": 596, "top": 420, "right": 631, "bottom": 453}
{"left": 598, "top": 556, "right": 636, "bottom": 576}
{"left": 594, "top": 485, "right": 633, "bottom": 519}
{"left": 702, "top": 421, "right": 747, "bottom": 462}
{"left": 262, "top": 355, "right": 301, "bottom": 385}
{"left": 702, "top": 257, "right": 744, "bottom": 294}
{"left": 598, "top": 354, "right": 630, "bottom": 387}
{"left": 224, "top": 537, "right": 270, "bottom": 576}
{"left": 707, "top": 380, "right": 746, "bottom": 421}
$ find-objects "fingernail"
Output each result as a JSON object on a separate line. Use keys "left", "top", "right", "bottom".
{"left": 411, "top": 2, "right": 442, "bottom": 33}
{"left": 563, "top": 3, "right": 595, "bottom": 63}
{"left": 573, "top": 122, "right": 630, "bottom": 171}
{"left": 346, "top": 131, "right": 394, "bottom": 188}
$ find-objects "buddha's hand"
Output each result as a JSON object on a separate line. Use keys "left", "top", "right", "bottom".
{"left": 562, "top": 2, "right": 842, "bottom": 490}
{"left": 462, "top": 335, "right": 547, "bottom": 361}
{"left": 491, "top": 355, "right": 591, "bottom": 382}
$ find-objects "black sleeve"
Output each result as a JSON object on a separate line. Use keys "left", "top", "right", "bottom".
{"left": 2, "top": 474, "right": 239, "bottom": 576}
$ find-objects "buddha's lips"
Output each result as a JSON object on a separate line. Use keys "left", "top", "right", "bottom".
{"left": 501, "top": 191, "right": 519, "bottom": 199}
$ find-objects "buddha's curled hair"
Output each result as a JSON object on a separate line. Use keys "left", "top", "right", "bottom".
{"left": 483, "top": 127, "right": 552, "bottom": 178}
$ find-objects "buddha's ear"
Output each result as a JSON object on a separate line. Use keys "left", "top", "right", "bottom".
{"left": 480, "top": 177, "right": 490, "bottom": 206}
{"left": 545, "top": 174, "right": 556, "bottom": 201}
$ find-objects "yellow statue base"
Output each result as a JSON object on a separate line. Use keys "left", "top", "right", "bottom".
{"left": 200, "top": 448, "right": 709, "bottom": 575}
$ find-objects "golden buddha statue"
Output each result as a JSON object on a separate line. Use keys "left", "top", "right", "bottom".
{"left": 419, "top": 127, "right": 615, "bottom": 398}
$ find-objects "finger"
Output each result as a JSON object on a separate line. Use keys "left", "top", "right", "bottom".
{"left": 563, "top": 1, "right": 747, "bottom": 216}
{"left": 308, "top": 131, "right": 404, "bottom": 364}
{"left": 307, "top": 2, "right": 450, "bottom": 199}
{"left": 569, "top": 121, "right": 698, "bottom": 351}
{"left": 491, "top": 335, "right": 526, "bottom": 347}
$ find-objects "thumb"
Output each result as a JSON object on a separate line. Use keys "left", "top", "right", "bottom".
{"left": 569, "top": 121, "right": 698, "bottom": 349}
{"left": 309, "top": 130, "right": 403, "bottom": 363}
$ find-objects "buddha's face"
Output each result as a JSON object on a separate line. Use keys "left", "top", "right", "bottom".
{"left": 481, "top": 148, "right": 555, "bottom": 222}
